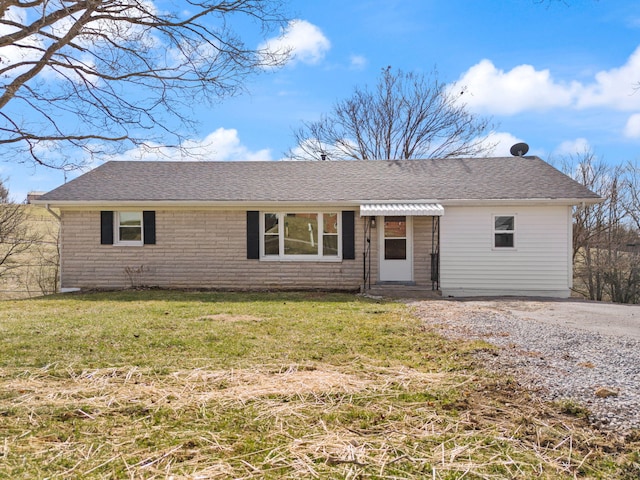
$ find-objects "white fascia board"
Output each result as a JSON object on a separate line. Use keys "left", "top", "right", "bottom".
{"left": 33, "top": 200, "right": 363, "bottom": 210}
{"left": 33, "top": 196, "right": 603, "bottom": 210}
{"left": 439, "top": 197, "right": 603, "bottom": 207}
{"left": 358, "top": 197, "right": 602, "bottom": 206}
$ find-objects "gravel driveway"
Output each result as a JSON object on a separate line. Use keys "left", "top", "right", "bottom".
{"left": 491, "top": 299, "right": 640, "bottom": 339}
{"left": 408, "top": 298, "right": 640, "bottom": 432}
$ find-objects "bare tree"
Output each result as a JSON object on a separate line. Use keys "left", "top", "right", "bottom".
{"left": 564, "top": 152, "right": 640, "bottom": 303}
{"left": 0, "top": 179, "right": 38, "bottom": 280}
{"left": 22, "top": 215, "right": 59, "bottom": 296}
{"left": 288, "top": 66, "right": 493, "bottom": 161}
{"left": 0, "top": 0, "right": 289, "bottom": 168}
{"left": 624, "top": 161, "right": 640, "bottom": 232}
{"left": 565, "top": 152, "right": 610, "bottom": 300}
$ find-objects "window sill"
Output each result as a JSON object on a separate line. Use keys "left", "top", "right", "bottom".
{"left": 260, "top": 256, "right": 343, "bottom": 262}
{"left": 113, "top": 242, "right": 144, "bottom": 247}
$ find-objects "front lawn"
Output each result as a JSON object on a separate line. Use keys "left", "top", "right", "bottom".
{"left": 0, "top": 291, "right": 635, "bottom": 479}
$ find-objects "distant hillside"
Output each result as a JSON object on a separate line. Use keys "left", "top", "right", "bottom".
{"left": 0, "top": 205, "right": 59, "bottom": 300}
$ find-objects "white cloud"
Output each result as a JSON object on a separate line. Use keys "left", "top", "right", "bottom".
{"left": 186, "top": 128, "right": 272, "bottom": 161}
{"left": 475, "top": 131, "right": 524, "bottom": 157}
{"left": 100, "top": 128, "right": 272, "bottom": 162}
{"left": 452, "top": 60, "right": 577, "bottom": 115}
{"left": 349, "top": 54, "right": 367, "bottom": 70}
{"left": 554, "top": 138, "right": 591, "bottom": 155}
{"left": 624, "top": 113, "right": 640, "bottom": 138}
{"left": 577, "top": 46, "right": 640, "bottom": 110}
{"left": 260, "top": 19, "right": 330, "bottom": 66}
{"left": 453, "top": 45, "right": 640, "bottom": 115}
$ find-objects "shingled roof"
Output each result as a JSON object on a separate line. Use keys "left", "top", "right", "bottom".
{"left": 37, "top": 157, "right": 600, "bottom": 205}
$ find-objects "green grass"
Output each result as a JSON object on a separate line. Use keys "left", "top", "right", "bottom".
{"left": 0, "top": 290, "right": 636, "bottom": 479}
{"left": 0, "top": 290, "right": 452, "bottom": 370}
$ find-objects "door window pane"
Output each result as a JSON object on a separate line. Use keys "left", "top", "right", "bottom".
{"left": 384, "top": 216, "right": 406, "bottom": 259}
{"left": 385, "top": 239, "right": 407, "bottom": 260}
{"left": 384, "top": 216, "right": 406, "bottom": 237}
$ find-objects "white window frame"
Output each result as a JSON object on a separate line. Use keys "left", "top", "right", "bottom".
{"left": 114, "top": 211, "right": 144, "bottom": 247}
{"left": 493, "top": 214, "right": 516, "bottom": 249}
{"left": 260, "top": 212, "right": 342, "bottom": 261}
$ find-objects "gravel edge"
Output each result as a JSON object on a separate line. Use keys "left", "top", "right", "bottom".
{"left": 408, "top": 300, "right": 640, "bottom": 433}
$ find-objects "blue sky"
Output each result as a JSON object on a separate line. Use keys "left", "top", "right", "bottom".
{"left": 4, "top": 0, "right": 640, "bottom": 201}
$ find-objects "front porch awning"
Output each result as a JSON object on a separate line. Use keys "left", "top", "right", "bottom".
{"left": 359, "top": 203, "right": 444, "bottom": 216}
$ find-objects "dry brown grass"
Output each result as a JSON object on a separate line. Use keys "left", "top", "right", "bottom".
{"left": 2, "top": 363, "right": 635, "bottom": 479}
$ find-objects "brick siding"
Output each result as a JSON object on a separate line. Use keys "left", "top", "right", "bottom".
{"left": 60, "top": 209, "right": 359, "bottom": 290}
{"left": 60, "top": 209, "right": 435, "bottom": 290}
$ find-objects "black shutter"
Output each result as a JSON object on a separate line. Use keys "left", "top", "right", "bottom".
{"left": 247, "top": 211, "right": 260, "bottom": 259}
{"left": 100, "top": 211, "right": 114, "bottom": 245}
{"left": 342, "top": 210, "right": 355, "bottom": 260}
{"left": 143, "top": 211, "right": 156, "bottom": 245}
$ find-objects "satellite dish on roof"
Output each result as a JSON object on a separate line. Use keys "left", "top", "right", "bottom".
{"left": 510, "top": 142, "right": 529, "bottom": 157}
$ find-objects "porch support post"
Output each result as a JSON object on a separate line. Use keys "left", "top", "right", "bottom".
{"left": 431, "top": 216, "right": 440, "bottom": 291}
{"left": 363, "top": 216, "right": 372, "bottom": 290}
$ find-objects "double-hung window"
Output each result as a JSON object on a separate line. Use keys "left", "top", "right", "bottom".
{"left": 494, "top": 215, "right": 515, "bottom": 248}
{"left": 101, "top": 210, "right": 155, "bottom": 246}
{"left": 116, "top": 212, "right": 143, "bottom": 246}
{"left": 262, "top": 212, "right": 341, "bottom": 259}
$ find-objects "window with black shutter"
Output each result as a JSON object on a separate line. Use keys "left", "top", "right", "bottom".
{"left": 101, "top": 210, "right": 156, "bottom": 246}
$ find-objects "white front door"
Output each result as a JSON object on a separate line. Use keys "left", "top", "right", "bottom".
{"left": 379, "top": 216, "right": 413, "bottom": 282}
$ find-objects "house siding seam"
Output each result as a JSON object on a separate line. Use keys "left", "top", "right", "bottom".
{"left": 439, "top": 205, "right": 572, "bottom": 297}
{"left": 60, "top": 209, "right": 365, "bottom": 290}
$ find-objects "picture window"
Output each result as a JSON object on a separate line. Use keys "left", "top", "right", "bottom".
{"left": 262, "top": 212, "right": 340, "bottom": 259}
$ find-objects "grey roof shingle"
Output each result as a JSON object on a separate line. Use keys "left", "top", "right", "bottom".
{"left": 38, "top": 157, "right": 600, "bottom": 203}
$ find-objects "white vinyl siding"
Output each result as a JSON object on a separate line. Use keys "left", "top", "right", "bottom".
{"left": 440, "top": 205, "right": 572, "bottom": 297}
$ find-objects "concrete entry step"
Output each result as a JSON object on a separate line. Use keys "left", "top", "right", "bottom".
{"left": 363, "top": 284, "right": 441, "bottom": 299}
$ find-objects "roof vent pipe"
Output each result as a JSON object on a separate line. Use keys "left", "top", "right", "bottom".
{"left": 320, "top": 153, "right": 327, "bottom": 161}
